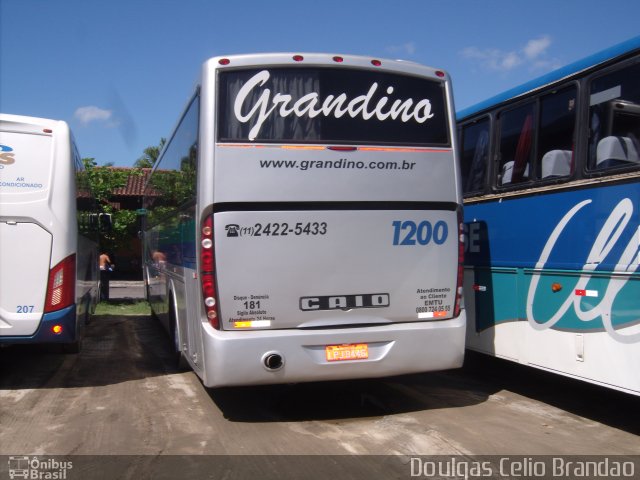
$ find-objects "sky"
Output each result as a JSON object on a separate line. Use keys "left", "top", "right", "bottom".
{"left": 1, "top": 0, "right": 639, "bottom": 167}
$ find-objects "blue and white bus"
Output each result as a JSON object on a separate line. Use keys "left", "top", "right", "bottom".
{"left": 458, "top": 37, "right": 640, "bottom": 395}
{"left": 0, "top": 114, "right": 99, "bottom": 353}
{"left": 143, "top": 53, "right": 466, "bottom": 387}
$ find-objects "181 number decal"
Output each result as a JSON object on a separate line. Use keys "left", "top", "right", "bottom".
{"left": 392, "top": 220, "right": 448, "bottom": 246}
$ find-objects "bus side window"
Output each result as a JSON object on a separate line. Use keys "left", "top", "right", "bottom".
{"left": 145, "top": 95, "right": 199, "bottom": 226}
{"left": 460, "top": 117, "right": 490, "bottom": 195}
{"left": 588, "top": 61, "right": 640, "bottom": 171}
{"left": 538, "top": 85, "right": 576, "bottom": 180}
{"left": 497, "top": 102, "right": 535, "bottom": 186}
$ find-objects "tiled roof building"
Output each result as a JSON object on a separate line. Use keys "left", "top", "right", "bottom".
{"left": 101, "top": 167, "right": 152, "bottom": 280}
{"left": 106, "top": 167, "right": 154, "bottom": 210}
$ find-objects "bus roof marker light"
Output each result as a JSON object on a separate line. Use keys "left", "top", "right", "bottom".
{"left": 328, "top": 146, "right": 358, "bottom": 152}
{"left": 293, "top": 55, "right": 304, "bottom": 62}
{"left": 435, "top": 71, "right": 445, "bottom": 78}
{"left": 219, "top": 58, "right": 230, "bottom": 66}
{"left": 333, "top": 56, "right": 344, "bottom": 63}
{"left": 371, "top": 59, "right": 382, "bottom": 67}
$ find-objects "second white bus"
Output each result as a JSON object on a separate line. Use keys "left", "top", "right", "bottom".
{"left": 143, "top": 53, "right": 465, "bottom": 387}
{"left": 0, "top": 114, "right": 99, "bottom": 353}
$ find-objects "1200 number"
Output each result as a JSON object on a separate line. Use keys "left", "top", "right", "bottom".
{"left": 392, "top": 220, "right": 448, "bottom": 246}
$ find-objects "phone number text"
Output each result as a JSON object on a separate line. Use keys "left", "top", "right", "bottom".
{"left": 236, "top": 222, "right": 328, "bottom": 237}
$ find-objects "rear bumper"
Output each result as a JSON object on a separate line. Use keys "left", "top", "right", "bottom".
{"left": 200, "top": 310, "right": 466, "bottom": 387}
{"left": 0, "top": 305, "right": 77, "bottom": 344}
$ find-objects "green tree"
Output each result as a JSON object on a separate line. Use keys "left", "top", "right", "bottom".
{"left": 82, "top": 158, "right": 129, "bottom": 205}
{"left": 134, "top": 138, "right": 166, "bottom": 168}
{"left": 82, "top": 136, "right": 167, "bottom": 272}
{"left": 82, "top": 158, "right": 141, "bottom": 253}
{"left": 145, "top": 144, "right": 197, "bottom": 226}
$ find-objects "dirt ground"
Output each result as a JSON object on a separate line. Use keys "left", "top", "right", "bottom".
{"left": 1, "top": 314, "right": 638, "bottom": 478}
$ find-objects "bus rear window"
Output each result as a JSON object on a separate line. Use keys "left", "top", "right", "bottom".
{"left": 217, "top": 67, "right": 449, "bottom": 146}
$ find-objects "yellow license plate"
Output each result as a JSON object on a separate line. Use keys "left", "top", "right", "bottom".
{"left": 325, "top": 343, "right": 369, "bottom": 362}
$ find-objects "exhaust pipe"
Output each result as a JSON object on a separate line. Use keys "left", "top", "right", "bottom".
{"left": 262, "top": 352, "right": 284, "bottom": 371}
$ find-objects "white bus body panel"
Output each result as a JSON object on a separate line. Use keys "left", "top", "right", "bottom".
{"left": 215, "top": 209, "right": 459, "bottom": 330}
{"left": 213, "top": 147, "right": 458, "bottom": 204}
{"left": 200, "top": 314, "right": 466, "bottom": 387}
{"left": 466, "top": 320, "right": 640, "bottom": 396}
{"left": 0, "top": 222, "right": 52, "bottom": 335}
{"left": 0, "top": 115, "right": 75, "bottom": 268}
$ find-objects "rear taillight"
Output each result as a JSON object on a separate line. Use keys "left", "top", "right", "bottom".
{"left": 201, "top": 215, "right": 220, "bottom": 329}
{"left": 454, "top": 211, "right": 464, "bottom": 317}
{"left": 44, "top": 254, "right": 76, "bottom": 313}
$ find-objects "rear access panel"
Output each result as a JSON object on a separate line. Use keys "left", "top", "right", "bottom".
{"left": 214, "top": 209, "right": 458, "bottom": 331}
{"left": 0, "top": 222, "right": 52, "bottom": 336}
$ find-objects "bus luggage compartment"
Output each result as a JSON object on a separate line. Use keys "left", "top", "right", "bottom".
{"left": 0, "top": 221, "right": 52, "bottom": 336}
{"left": 213, "top": 209, "right": 459, "bottom": 332}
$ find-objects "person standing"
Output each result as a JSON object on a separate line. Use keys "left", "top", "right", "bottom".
{"left": 99, "top": 252, "right": 114, "bottom": 301}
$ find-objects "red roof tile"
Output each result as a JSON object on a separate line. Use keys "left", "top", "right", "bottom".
{"left": 109, "top": 167, "right": 153, "bottom": 197}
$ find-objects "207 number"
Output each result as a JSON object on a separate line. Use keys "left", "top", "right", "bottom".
{"left": 392, "top": 220, "right": 448, "bottom": 246}
{"left": 17, "top": 305, "right": 35, "bottom": 313}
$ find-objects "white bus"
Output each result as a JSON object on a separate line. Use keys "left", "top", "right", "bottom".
{"left": 143, "top": 53, "right": 465, "bottom": 387}
{"left": 0, "top": 114, "right": 99, "bottom": 353}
